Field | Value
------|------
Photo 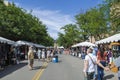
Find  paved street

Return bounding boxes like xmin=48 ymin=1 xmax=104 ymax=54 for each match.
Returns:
xmin=0 ymin=54 xmax=118 ymax=80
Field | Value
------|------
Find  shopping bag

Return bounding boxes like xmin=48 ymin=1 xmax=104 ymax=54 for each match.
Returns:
xmin=110 ymin=62 xmax=118 ymax=73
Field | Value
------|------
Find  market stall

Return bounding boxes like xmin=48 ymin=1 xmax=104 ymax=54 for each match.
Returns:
xmin=0 ymin=37 xmax=15 ymax=69
xmin=15 ymin=40 xmax=45 ymax=59
xmin=95 ymin=33 xmax=120 ymax=58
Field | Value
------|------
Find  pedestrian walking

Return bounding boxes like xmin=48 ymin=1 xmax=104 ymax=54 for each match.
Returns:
xmin=42 ymin=49 xmax=45 ymax=62
xmin=92 ymin=46 xmax=98 ymax=80
xmin=37 ymin=49 xmax=41 ymax=61
xmin=83 ymin=47 xmax=109 ymax=80
xmin=107 ymin=48 xmax=112 ymax=64
xmin=97 ymin=46 xmax=108 ymax=80
xmin=47 ymin=48 xmax=51 ymax=62
xmin=28 ymin=46 xmax=34 ymax=70
xmin=50 ymin=49 xmax=54 ymax=62
xmin=16 ymin=47 xmax=20 ymax=64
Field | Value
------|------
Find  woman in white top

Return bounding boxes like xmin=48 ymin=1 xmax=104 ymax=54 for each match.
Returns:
xmin=42 ymin=49 xmax=45 ymax=62
xmin=37 ymin=49 xmax=41 ymax=61
xmin=47 ymin=49 xmax=51 ymax=62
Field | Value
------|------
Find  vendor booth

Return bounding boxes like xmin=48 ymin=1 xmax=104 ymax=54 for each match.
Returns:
xmin=15 ymin=40 xmax=45 ymax=60
xmin=0 ymin=37 xmax=15 ymax=69
xmin=96 ymin=33 xmax=120 ymax=59
xmin=71 ymin=41 xmax=97 ymax=59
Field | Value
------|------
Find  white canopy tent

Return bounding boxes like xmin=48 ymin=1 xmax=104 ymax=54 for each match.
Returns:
xmin=15 ymin=40 xmax=45 ymax=48
xmin=58 ymin=46 xmax=64 ymax=49
xmin=33 ymin=43 xmax=45 ymax=48
xmin=0 ymin=36 xmax=15 ymax=45
xmin=15 ymin=40 xmax=26 ymax=46
xmin=72 ymin=41 xmax=96 ymax=47
xmin=96 ymin=33 xmax=120 ymax=44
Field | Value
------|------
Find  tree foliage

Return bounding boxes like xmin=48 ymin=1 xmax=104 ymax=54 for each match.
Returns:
xmin=76 ymin=7 xmax=109 ymax=40
xmin=99 ymin=0 xmax=120 ymax=34
xmin=0 ymin=1 xmax=54 ymax=46
xmin=57 ymin=24 xmax=80 ymax=48
xmin=110 ymin=0 xmax=120 ymax=34
xmin=57 ymin=0 xmax=120 ymax=47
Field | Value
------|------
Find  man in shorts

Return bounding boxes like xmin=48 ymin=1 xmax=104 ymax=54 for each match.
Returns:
xmin=28 ymin=46 xmax=34 ymax=70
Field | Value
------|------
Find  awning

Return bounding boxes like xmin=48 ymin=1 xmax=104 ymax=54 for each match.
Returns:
xmin=96 ymin=33 xmax=120 ymax=44
xmin=0 ymin=36 xmax=15 ymax=45
xmin=72 ymin=41 xmax=96 ymax=47
xmin=58 ymin=46 xmax=64 ymax=48
xmin=15 ymin=40 xmax=45 ymax=48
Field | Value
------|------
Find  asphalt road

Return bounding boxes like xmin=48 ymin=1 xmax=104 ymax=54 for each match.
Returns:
xmin=40 ymin=54 xmax=84 ymax=80
xmin=0 ymin=54 xmax=118 ymax=80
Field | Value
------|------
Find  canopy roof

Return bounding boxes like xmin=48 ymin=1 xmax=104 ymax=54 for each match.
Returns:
xmin=96 ymin=33 xmax=120 ymax=44
xmin=72 ymin=41 xmax=96 ymax=47
xmin=15 ymin=40 xmax=45 ymax=48
xmin=0 ymin=37 xmax=15 ymax=45
xmin=58 ymin=46 xmax=64 ymax=48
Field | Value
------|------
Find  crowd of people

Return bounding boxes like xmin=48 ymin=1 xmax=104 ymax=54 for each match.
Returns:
xmin=82 ymin=45 xmax=120 ymax=80
xmin=27 ymin=46 xmax=64 ymax=70
xmin=69 ymin=45 xmax=120 ymax=80
xmin=83 ymin=46 xmax=110 ymax=80
xmin=1 ymin=43 xmax=119 ymax=80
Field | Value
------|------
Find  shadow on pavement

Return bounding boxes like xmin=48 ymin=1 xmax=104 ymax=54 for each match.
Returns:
xmin=103 ymin=74 xmax=114 ymax=80
xmin=58 ymin=60 xmax=62 ymax=63
xmin=33 ymin=62 xmax=48 ymax=70
xmin=0 ymin=62 xmax=27 ymax=78
xmin=33 ymin=66 xmax=42 ymax=70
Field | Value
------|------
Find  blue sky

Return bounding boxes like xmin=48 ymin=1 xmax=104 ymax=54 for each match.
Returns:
xmin=8 ymin=0 xmax=103 ymax=39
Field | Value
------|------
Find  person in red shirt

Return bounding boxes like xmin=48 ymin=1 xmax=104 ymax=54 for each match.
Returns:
xmin=97 ymin=46 xmax=107 ymax=80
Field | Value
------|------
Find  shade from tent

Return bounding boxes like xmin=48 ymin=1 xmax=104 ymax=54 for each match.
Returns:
xmin=72 ymin=41 xmax=96 ymax=47
xmin=96 ymin=33 xmax=120 ymax=44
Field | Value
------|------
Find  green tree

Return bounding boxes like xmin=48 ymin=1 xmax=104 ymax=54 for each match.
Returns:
xmin=76 ymin=7 xmax=109 ymax=41
xmin=57 ymin=24 xmax=80 ymax=48
xmin=110 ymin=0 xmax=120 ymax=34
xmin=0 ymin=1 xmax=54 ymax=46
xmin=99 ymin=0 xmax=120 ymax=35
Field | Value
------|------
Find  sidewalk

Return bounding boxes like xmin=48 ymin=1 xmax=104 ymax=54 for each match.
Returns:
xmin=0 ymin=59 xmax=45 ymax=80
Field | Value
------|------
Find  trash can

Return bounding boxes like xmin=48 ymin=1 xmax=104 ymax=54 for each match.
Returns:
xmin=52 ymin=55 xmax=58 ymax=63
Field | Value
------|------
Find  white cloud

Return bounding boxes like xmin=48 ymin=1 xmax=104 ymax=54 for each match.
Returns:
xmin=31 ymin=9 xmax=75 ymax=39
xmin=12 ymin=1 xmax=75 ymax=39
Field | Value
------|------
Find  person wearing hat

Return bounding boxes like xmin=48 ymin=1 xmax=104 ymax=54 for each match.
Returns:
xmin=83 ymin=47 xmax=109 ymax=80
xmin=28 ymin=46 xmax=34 ymax=70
